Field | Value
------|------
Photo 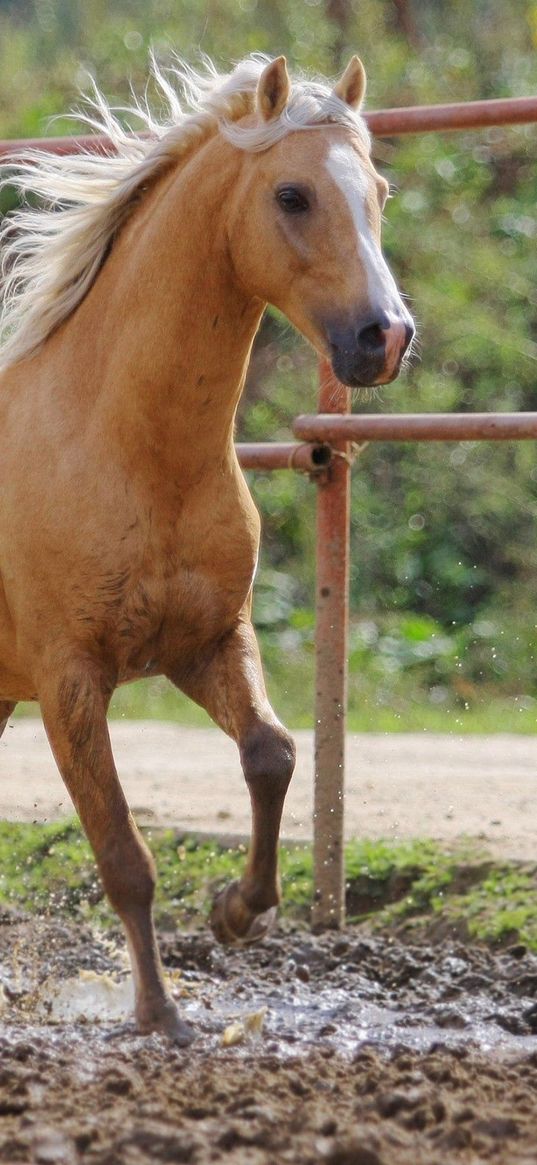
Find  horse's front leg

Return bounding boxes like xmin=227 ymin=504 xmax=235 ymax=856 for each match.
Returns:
xmin=169 ymin=620 xmax=296 ymax=945
xmin=39 ymin=658 xmax=193 ymax=1044
xmin=0 ymin=701 xmax=16 ymax=738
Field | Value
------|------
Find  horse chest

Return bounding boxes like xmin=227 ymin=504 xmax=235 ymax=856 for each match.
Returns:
xmin=112 ymin=552 xmax=255 ymax=682
xmin=67 ymin=469 xmax=260 ymax=682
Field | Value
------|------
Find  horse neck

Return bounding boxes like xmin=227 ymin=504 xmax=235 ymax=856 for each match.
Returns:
xmin=80 ymin=136 xmax=264 ymax=473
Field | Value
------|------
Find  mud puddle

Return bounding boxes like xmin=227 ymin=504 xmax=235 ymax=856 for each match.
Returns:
xmin=2 ymin=914 xmax=537 ymax=1162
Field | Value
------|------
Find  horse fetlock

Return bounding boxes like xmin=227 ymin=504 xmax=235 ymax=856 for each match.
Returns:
xmin=136 ymin=994 xmax=195 ymax=1045
xmin=240 ymin=721 xmax=296 ymax=792
xmin=242 ymin=871 xmax=281 ymax=914
xmin=210 ymin=879 xmax=277 ymax=946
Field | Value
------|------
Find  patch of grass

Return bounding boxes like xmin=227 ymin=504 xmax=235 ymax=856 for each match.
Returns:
xmin=0 ymin=821 xmax=314 ymax=929
xmin=436 ymin=866 xmax=537 ymax=949
xmin=344 ymin=838 xmax=458 ymax=919
xmin=0 ymin=819 xmax=105 ymax=919
xmin=1 ymin=821 xmax=537 ymax=951
xmin=11 ymin=629 xmax=535 ymax=726
xmin=16 ymin=680 xmax=537 ymax=734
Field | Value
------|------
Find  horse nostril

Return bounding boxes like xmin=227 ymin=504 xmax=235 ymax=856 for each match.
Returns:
xmin=404 ymin=322 xmax=415 ymax=352
xmin=358 ymin=323 xmax=385 ymax=355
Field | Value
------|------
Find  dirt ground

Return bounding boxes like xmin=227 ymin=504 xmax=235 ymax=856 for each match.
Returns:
xmin=3 ymin=721 xmax=537 ymax=1162
xmin=2 ymin=720 xmax=537 ymax=860
xmin=2 ymin=914 xmax=537 ymax=1163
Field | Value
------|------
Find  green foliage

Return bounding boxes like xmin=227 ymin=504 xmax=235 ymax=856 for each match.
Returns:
xmin=0 ymin=818 xmax=314 ymax=927
xmin=0 ymin=819 xmax=105 ymax=918
xmin=442 ymin=866 xmax=537 ymax=946
xmin=3 ymin=819 xmax=537 ymax=950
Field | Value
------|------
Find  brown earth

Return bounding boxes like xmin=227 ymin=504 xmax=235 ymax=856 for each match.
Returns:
xmin=3 ymin=721 xmax=537 ymax=1162
xmin=2 ymin=914 xmax=537 ymax=1163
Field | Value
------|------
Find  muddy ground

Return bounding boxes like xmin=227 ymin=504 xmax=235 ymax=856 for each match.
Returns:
xmin=1 ymin=915 xmax=537 ymax=1162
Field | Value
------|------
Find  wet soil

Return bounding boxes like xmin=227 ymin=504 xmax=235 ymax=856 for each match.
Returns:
xmin=2 ymin=914 xmax=537 ymax=1163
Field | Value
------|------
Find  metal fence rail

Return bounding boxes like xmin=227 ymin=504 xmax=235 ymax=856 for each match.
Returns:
xmin=366 ymin=94 xmax=537 ymax=136
xmin=1 ymin=95 xmax=537 ymax=159
xmin=294 ymin=412 xmax=537 ymax=443
xmin=236 ymin=441 xmax=331 ymax=472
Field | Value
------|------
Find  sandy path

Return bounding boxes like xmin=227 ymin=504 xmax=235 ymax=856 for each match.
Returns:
xmin=1 ymin=718 xmax=536 ymax=860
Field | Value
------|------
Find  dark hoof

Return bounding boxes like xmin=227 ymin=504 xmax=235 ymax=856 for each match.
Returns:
xmin=210 ymin=880 xmax=277 ymax=947
xmin=164 ymin=1018 xmax=196 ymax=1047
xmin=136 ymin=999 xmax=196 ymax=1046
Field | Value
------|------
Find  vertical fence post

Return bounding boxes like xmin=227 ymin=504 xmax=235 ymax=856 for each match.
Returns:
xmin=312 ymin=359 xmax=352 ymax=930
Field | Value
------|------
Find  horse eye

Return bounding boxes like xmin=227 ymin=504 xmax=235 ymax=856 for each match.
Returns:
xmin=276 ymin=186 xmax=310 ymax=213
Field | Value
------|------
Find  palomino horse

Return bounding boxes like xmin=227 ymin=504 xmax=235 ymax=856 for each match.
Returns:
xmin=0 ymin=54 xmax=413 ymax=1042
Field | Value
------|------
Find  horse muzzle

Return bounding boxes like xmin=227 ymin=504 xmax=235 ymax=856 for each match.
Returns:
xmin=328 ymin=313 xmax=415 ymax=388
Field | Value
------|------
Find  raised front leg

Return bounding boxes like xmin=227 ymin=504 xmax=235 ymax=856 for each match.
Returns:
xmin=39 ymin=659 xmax=193 ymax=1044
xmin=170 ymin=621 xmax=296 ymax=945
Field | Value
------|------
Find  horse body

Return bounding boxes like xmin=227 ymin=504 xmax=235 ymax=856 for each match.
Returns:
xmin=0 ymin=55 xmax=413 ymax=1041
xmin=0 ymin=137 xmax=261 ymax=694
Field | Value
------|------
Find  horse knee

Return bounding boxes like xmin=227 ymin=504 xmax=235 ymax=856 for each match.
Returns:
xmin=240 ymin=720 xmax=296 ymax=798
xmin=99 ymin=826 xmax=156 ymax=917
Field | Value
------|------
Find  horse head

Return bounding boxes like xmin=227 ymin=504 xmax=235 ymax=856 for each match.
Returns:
xmin=225 ymin=56 xmax=415 ymax=388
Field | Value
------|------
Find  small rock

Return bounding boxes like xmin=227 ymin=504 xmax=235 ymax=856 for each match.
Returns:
xmin=375 ymin=1090 xmax=413 ymax=1118
xmin=121 ymin=1123 xmax=196 ymax=1161
xmin=492 ymin=1011 xmax=527 ymax=1035
xmin=432 ymin=1006 xmax=468 ymax=1029
xmin=217 ymin=1125 xmax=242 ymax=1151
xmin=33 ymin=1129 xmax=78 ymax=1165
xmin=524 ymin=1004 xmax=537 ymax=1032
xmin=322 ymin=1136 xmax=383 ymax=1165
xmin=318 ymin=1117 xmax=338 ymax=1136
xmin=403 ymin=1106 xmax=428 ymax=1131
xmin=506 ymin=943 xmax=528 ymax=959
xmin=439 ymin=1126 xmax=471 ymax=1150
xmin=104 ymin=1068 xmax=139 ymax=1095
xmin=432 ymin=1098 xmax=446 ymax=1122
xmin=473 ymin=1117 xmax=519 ymax=1139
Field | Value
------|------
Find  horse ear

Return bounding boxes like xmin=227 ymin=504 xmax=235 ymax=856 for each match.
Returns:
xmin=256 ymin=56 xmax=290 ymax=121
xmin=333 ymin=56 xmax=366 ymax=110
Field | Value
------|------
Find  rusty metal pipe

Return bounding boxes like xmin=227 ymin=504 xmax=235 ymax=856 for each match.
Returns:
xmin=366 ymin=95 xmax=537 ymax=136
xmin=1 ymin=95 xmax=536 ymax=161
xmin=0 ymin=133 xmax=117 ymax=158
xmin=237 ymin=441 xmax=332 ymax=473
xmin=312 ymin=361 xmax=351 ymax=932
xmin=294 ymin=412 xmax=537 ymax=444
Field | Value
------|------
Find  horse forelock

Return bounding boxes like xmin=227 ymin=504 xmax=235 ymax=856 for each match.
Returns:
xmin=0 ymin=53 xmax=370 ymax=372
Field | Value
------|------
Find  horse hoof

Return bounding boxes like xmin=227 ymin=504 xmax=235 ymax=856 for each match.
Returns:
xmin=136 ymin=999 xmax=196 ymax=1046
xmin=210 ymin=880 xmax=277 ymax=946
xmin=165 ymin=1018 xmax=196 ymax=1047
xmin=160 ymin=1015 xmax=196 ymax=1046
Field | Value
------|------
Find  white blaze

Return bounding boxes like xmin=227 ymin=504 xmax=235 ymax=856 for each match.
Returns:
xmin=326 ymin=142 xmax=403 ymax=317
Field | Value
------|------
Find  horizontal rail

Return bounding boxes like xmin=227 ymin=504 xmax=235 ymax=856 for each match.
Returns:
xmin=0 ymin=133 xmax=116 ymax=158
xmin=236 ymin=441 xmax=332 ymax=472
xmin=293 ymin=412 xmax=537 ymax=443
xmin=366 ymin=95 xmax=537 ymax=136
xmin=1 ymin=95 xmax=536 ymax=160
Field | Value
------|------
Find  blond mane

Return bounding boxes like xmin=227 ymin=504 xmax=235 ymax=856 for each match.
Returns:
xmin=0 ymin=54 xmax=369 ymax=371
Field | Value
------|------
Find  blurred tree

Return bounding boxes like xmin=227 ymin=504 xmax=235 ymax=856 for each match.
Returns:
xmin=390 ymin=0 xmax=422 ymax=50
